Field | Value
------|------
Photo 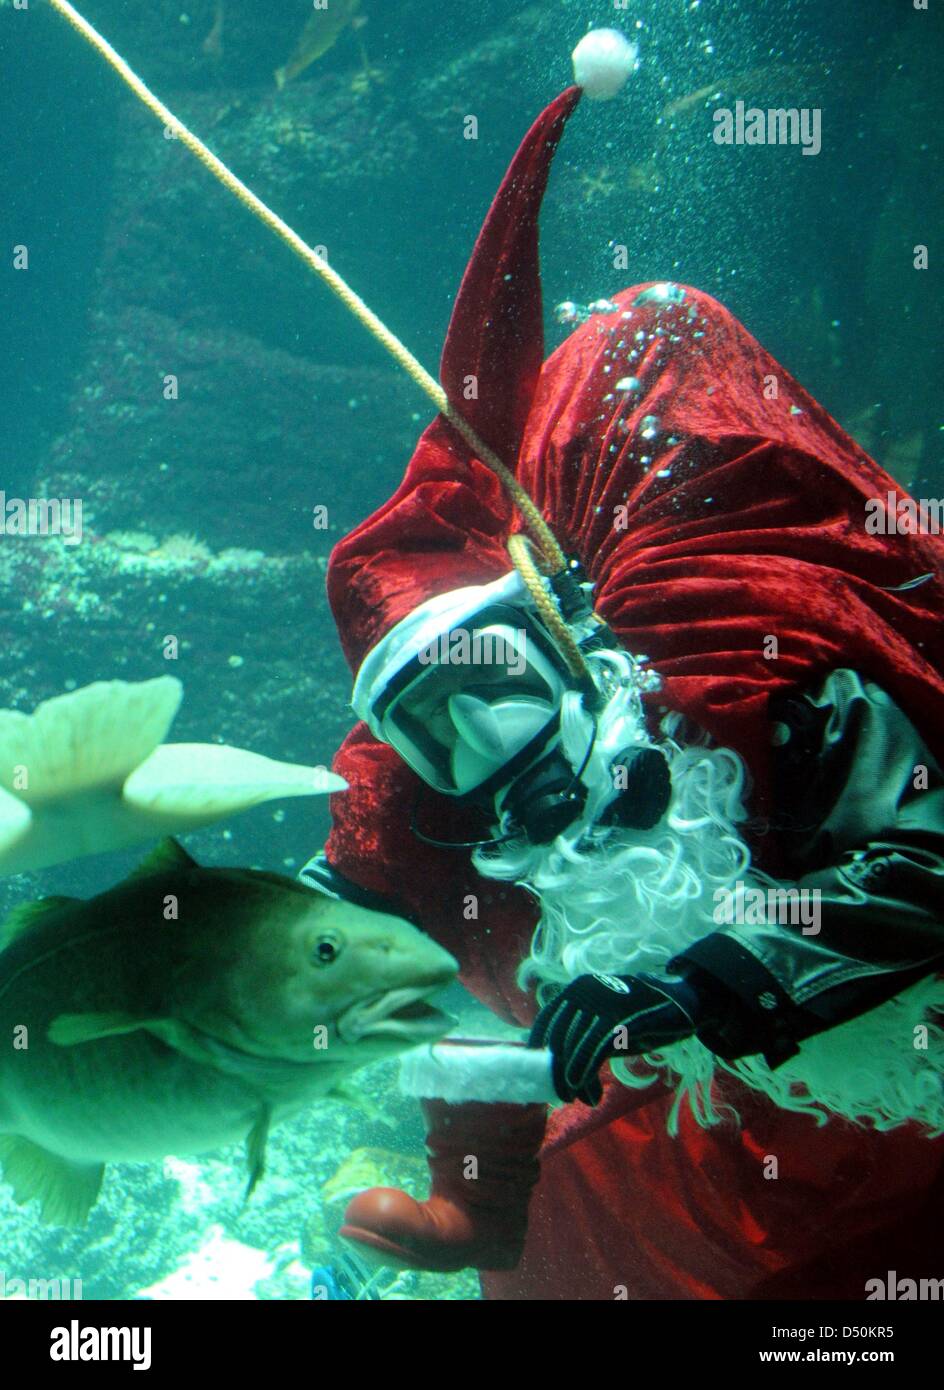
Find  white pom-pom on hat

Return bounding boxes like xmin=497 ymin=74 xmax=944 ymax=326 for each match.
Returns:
xmin=572 ymin=28 xmax=638 ymax=101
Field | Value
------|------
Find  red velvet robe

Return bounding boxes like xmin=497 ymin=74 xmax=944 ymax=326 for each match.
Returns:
xmin=324 ymin=89 xmax=944 ymax=1299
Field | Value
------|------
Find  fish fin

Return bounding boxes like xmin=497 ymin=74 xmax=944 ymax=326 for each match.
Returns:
xmin=0 ymin=1135 xmax=104 ymax=1226
xmin=244 ymin=1104 xmax=272 ymax=1203
xmin=327 ymin=1082 xmax=393 ymax=1128
xmin=138 ymin=1018 xmax=218 ymax=1065
xmin=0 ymin=786 xmax=32 ymax=863
xmin=1 ymin=895 xmax=76 ymax=946
xmin=0 ymin=678 xmax=182 ymax=808
xmin=48 ymin=1012 xmax=155 ymax=1046
xmin=128 ymin=837 xmax=199 ymax=880
xmin=122 ymin=743 xmax=346 ymax=829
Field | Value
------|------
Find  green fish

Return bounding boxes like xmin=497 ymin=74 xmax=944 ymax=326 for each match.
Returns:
xmin=274 ymin=0 xmax=362 ymax=88
xmin=0 ymin=839 xmax=457 ymax=1226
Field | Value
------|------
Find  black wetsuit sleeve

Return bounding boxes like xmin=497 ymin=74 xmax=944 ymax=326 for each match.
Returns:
xmin=669 ymin=669 xmax=944 ymax=1067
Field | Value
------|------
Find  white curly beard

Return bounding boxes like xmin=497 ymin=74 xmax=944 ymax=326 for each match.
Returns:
xmin=473 ymin=651 xmax=944 ymax=1136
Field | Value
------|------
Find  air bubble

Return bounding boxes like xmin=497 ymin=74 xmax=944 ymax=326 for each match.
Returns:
xmin=633 ymin=282 xmax=687 ymax=307
xmin=554 ymin=301 xmax=590 ymax=325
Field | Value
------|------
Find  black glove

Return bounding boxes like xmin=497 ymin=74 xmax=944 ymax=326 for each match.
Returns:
xmin=529 ymin=972 xmax=702 ymax=1105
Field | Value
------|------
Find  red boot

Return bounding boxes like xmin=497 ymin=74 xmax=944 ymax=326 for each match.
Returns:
xmin=340 ymin=1100 xmax=547 ymax=1273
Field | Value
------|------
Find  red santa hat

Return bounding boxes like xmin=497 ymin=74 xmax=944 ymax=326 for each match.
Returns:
xmin=328 ymin=66 xmax=944 ymax=814
xmin=327 ymin=84 xmax=583 ymax=665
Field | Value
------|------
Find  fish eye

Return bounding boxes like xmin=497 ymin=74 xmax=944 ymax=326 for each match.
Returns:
xmin=312 ymin=932 xmax=343 ymax=967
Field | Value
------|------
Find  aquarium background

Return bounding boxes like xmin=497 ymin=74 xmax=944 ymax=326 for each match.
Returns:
xmin=0 ymin=0 xmax=940 ymax=1300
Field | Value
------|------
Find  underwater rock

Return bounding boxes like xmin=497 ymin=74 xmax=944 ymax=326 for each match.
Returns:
xmin=412 ymin=2 xmax=549 ymax=140
xmin=320 ymin=1146 xmax=429 ymax=1209
xmin=137 ymin=1225 xmax=283 ymax=1300
xmin=35 ymin=307 xmax=420 ymax=554
xmin=27 ymin=0 xmax=573 ymax=564
xmin=0 ymin=1157 xmax=181 ymax=1301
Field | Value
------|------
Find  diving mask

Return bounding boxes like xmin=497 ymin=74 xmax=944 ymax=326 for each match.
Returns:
xmin=353 ymin=571 xmax=572 ymax=798
xmin=353 ymin=569 xmax=672 ymax=845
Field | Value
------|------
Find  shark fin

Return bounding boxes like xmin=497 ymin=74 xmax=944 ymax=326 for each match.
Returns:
xmin=0 ymin=1135 xmax=104 ymax=1226
xmin=122 ymin=743 xmax=346 ymax=829
xmin=0 ymin=678 xmax=182 ymax=807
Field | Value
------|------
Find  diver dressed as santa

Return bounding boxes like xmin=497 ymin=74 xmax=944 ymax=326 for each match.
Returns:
xmin=307 ymin=42 xmax=944 ymax=1300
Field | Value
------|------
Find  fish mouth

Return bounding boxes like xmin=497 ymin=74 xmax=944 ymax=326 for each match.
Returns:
xmin=337 ymin=986 xmax=454 ymax=1044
